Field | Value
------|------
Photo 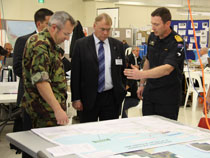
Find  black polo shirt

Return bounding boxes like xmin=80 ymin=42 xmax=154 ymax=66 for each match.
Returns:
xmin=143 ymin=29 xmax=185 ymax=105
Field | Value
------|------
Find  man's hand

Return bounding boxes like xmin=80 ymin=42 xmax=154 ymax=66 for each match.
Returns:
xmin=124 ymin=64 xmax=141 ymax=80
xmin=137 ymin=86 xmax=144 ymax=100
xmin=54 ymin=108 xmax=69 ymax=125
xmin=72 ymin=100 xmax=83 ymax=111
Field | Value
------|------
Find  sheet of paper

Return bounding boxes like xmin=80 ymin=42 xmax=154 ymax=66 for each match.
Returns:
xmin=126 ymin=29 xmax=131 ymax=38
xmin=179 ymin=23 xmax=186 ymax=29
xmin=188 ymin=30 xmax=193 ymax=35
xmin=137 ymin=33 xmax=142 ymax=39
xmin=178 ymin=30 xmax=186 ymax=36
xmin=173 ymin=25 xmax=178 ymax=32
xmin=46 ymin=144 xmax=95 ymax=157
xmin=202 ymin=22 xmax=208 ymax=29
xmin=112 ymin=31 xmax=120 ymax=37
xmin=190 ymin=37 xmax=195 ymax=43
xmin=188 ymin=43 xmax=193 ymax=50
xmin=32 ymin=116 xmax=210 ymax=158
xmin=191 ymin=22 xmax=198 ymax=29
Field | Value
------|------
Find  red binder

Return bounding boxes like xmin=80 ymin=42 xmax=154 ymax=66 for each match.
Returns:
xmin=198 ymin=117 xmax=210 ymax=130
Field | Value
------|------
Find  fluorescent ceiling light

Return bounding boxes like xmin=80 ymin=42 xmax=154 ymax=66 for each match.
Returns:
xmin=116 ymin=1 xmax=145 ymax=5
xmin=163 ymin=4 xmax=184 ymax=8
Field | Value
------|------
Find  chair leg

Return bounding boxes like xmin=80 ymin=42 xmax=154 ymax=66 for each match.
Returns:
xmin=184 ymin=91 xmax=190 ymax=109
xmin=192 ymin=92 xmax=198 ymax=111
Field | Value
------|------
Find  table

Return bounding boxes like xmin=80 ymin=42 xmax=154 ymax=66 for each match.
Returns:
xmin=0 ymin=94 xmax=17 ymax=103
xmin=0 ymin=94 xmax=18 ymax=136
xmin=6 ymin=116 xmax=210 ymax=158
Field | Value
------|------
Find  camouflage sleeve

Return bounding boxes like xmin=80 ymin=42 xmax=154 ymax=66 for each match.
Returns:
xmin=31 ymin=71 xmax=51 ymax=85
xmin=30 ymin=43 xmax=51 ymax=85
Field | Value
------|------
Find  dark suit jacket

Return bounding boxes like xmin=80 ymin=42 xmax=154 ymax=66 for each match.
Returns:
xmin=125 ymin=53 xmax=141 ymax=99
xmin=71 ymin=34 xmax=126 ymax=115
xmin=13 ymin=31 xmax=36 ymax=106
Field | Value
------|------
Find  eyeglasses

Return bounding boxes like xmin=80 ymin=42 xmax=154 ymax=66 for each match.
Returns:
xmin=100 ymin=28 xmax=111 ymax=32
xmin=57 ymin=26 xmax=71 ymax=37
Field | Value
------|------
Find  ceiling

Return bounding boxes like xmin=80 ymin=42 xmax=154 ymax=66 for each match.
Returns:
xmin=88 ymin=0 xmax=210 ymax=9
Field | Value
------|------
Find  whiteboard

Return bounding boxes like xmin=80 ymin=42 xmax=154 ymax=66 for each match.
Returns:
xmin=97 ymin=7 xmax=119 ymax=28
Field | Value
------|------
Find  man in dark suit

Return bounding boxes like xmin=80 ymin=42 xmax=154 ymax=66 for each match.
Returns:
xmin=71 ymin=13 xmax=126 ymax=123
xmin=12 ymin=8 xmax=53 ymax=158
xmin=122 ymin=46 xmax=141 ymax=118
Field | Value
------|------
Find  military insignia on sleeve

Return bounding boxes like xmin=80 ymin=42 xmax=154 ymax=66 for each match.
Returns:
xmin=149 ymin=40 xmax=155 ymax=46
xmin=174 ymin=35 xmax=183 ymax=42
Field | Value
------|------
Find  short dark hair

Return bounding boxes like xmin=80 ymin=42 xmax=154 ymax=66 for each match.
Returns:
xmin=34 ymin=8 xmax=53 ymax=24
xmin=151 ymin=7 xmax=171 ymax=24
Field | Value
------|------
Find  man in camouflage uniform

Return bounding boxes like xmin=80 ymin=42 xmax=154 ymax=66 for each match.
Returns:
xmin=21 ymin=11 xmax=75 ymax=128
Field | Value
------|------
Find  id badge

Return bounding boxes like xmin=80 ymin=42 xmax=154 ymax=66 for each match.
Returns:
xmin=115 ymin=59 xmax=122 ymax=65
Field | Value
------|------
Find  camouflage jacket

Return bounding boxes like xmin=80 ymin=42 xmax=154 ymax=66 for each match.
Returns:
xmin=21 ymin=28 xmax=67 ymax=121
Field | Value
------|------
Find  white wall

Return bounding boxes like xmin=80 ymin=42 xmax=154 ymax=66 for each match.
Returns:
xmin=1 ymin=0 xmax=210 ymax=28
xmin=1 ymin=0 xmax=85 ymax=22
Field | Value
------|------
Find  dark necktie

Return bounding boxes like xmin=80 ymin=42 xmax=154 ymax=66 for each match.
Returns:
xmin=98 ymin=41 xmax=105 ymax=93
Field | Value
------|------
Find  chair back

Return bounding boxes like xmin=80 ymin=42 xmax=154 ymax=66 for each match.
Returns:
xmin=125 ymin=47 xmax=132 ymax=56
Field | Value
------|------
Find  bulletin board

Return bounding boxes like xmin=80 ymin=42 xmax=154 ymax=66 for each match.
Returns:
xmin=171 ymin=20 xmax=209 ymax=60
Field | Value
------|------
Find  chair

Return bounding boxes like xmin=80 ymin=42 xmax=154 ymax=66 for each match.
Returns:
xmin=125 ymin=47 xmax=132 ymax=56
xmin=127 ymin=100 xmax=142 ymax=117
xmin=184 ymin=71 xmax=204 ymax=111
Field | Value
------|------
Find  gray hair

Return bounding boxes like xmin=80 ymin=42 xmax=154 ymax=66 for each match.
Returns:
xmin=48 ymin=11 xmax=76 ymax=29
xmin=131 ymin=46 xmax=139 ymax=51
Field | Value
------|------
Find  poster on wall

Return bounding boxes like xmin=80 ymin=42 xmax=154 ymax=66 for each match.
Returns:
xmin=126 ymin=29 xmax=131 ymax=38
xmin=202 ymin=22 xmax=208 ymax=29
xmin=191 ymin=23 xmax=198 ymax=29
xmin=178 ymin=30 xmax=186 ymax=36
xmin=6 ymin=20 xmax=36 ymax=47
xmin=179 ymin=23 xmax=186 ymax=29
xmin=174 ymin=25 xmax=178 ymax=32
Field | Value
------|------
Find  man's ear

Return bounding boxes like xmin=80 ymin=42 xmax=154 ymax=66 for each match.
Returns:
xmin=166 ymin=21 xmax=171 ymax=27
xmin=36 ymin=21 xmax=41 ymax=29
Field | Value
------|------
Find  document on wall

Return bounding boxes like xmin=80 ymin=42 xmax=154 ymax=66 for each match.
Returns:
xmin=179 ymin=23 xmax=186 ymax=29
xmin=32 ymin=116 xmax=210 ymax=158
xmin=202 ymin=22 xmax=208 ymax=29
xmin=188 ymin=30 xmax=193 ymax=35
xmin=173 ymin=25 xmax=178 ymax=33
xmin=126 ymin=29 xmax=131 ymax=38
xmin=178 ymin=30 xmax=186 ymax=36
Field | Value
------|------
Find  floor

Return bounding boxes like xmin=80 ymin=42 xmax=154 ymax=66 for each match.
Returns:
xmin=0 ymin=104 xmax=206 ymax=158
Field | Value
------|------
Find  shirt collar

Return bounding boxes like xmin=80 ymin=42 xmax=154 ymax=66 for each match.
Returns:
xmin=93 ymin=33 xmax=109 ymax=45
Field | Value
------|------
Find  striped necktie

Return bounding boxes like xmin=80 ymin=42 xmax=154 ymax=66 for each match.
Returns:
xmin=98 ymin=41 xmax=105 ymax=93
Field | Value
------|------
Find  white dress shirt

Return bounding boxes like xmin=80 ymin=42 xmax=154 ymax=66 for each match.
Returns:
xmin=93 ymin=34 xmax=113 ymax=91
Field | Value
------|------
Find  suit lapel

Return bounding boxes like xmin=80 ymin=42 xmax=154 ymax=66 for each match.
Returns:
xmin=108 ymin=38 xmax=116 ymax=65
xmin=88 ymin=35 xmax=98 ymax=63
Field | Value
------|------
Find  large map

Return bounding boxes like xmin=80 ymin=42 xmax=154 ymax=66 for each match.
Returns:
xmin=32 ymin=116 xmax=210 ymax=158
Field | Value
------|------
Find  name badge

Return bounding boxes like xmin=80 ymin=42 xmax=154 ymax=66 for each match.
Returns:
xmin=115 ymin=59 xmax=122 ymax=65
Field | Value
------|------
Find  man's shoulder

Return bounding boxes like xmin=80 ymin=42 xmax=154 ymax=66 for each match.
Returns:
xmin=171 ymin=31 xmax=183 ymax=43
xmin=76 ymin=35 xmax=91 ymax=43
xmin=16 ymin=31 xmax=36 ymax=41
xmin=108 ymin=37 xmax=122 ymax=44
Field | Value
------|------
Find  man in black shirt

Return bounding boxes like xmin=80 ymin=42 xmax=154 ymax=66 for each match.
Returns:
xmin=124 ymin=7 xmax=185 ymax=120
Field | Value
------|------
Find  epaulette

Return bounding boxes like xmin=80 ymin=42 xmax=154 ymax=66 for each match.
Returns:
xmin=174 ymin=35 xmax=183 ymax=42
